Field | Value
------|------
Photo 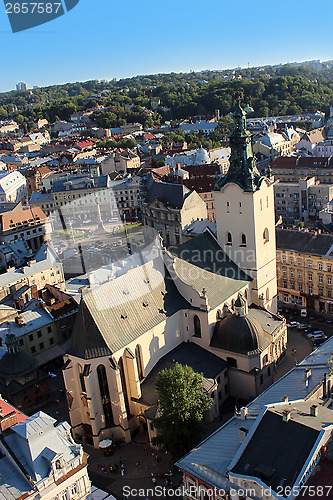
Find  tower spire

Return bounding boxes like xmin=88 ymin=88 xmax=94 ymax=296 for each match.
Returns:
xmin=215 ymin=97 xmax=265 ymax=192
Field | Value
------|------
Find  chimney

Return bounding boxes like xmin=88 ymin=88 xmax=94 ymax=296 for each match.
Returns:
xmin=282 ymin=410 xmax=291 ymax=422
xmin=310 ymin=405 xmax=318 ymax=417
xmin=239 ymin=427 xmax=248 ymax=443
xmin=323 ymin=373 xmax=327 ymax=398
xmin=282 ymin=396 xmax=289 ymax=402
xmin=305 ymin=369 xmax=312 ymax=379
xmin=240 ymin=407 xmax=248 ymax=420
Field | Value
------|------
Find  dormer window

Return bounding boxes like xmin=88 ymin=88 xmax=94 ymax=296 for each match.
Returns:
xmin=226 ymin=232 xmax=232 ymax=245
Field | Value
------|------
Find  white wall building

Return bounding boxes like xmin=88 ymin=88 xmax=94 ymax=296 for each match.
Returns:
xmin=0 ymin=170 xmax=27 ymax=203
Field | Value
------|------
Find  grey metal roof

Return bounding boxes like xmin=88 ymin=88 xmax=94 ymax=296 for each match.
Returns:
xmin=0 ymin=308 xmax=53 ymax=340
xmin=145 ymin=174 xmax=191 ymax=209
xmin=67 ymin=256 xmax=190 ymax=360
xmin=138 ymin=342 xmax=227 ymax=406
xmin=5 ymin=411 xmax=81 ymax=482
xmin=230 ymin=410 xmax=320 ymax=491
xmin=171 ymin=257 xmax=249 ymax=309
xmin=0 ymin=442 xmax=33 ymax=500
xmin=172 ymin=232 xmax=252 ymax=282
xmin=52 ymin=174 xmax=108 ymax=193
xmin=276 ymin=228 xmax=333 ymax=257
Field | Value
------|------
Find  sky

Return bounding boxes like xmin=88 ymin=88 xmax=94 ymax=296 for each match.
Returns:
xmin=0 ymin=0 xmax=333 ymax=92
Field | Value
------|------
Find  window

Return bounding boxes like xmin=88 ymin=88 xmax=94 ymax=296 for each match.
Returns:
xmin=328 ymin=265 xmax=332 ymax=272
xmin=263 ymin=228 xmax=269 ymax=242
xmin=29 ymin=334 xmax=33 ymax=342
xmin=19 ymin=339 xmax=24 ymax=346
xmin=97 ymin=364 xmax=114 ymax=426
xmin=70 ymin=484 xmax=78 ymax=496
xmin=282 ymin=268 xmax=287 ymax=277
xmin=290 ymin=258 xmax=294 ymax=265
xmin=290 ymin=270 xmax=294 ymax=278
xmin=308 ymin=273 xmax=312 ymax=281
xmin=39 ymin=342 xmax=44 ymax=350
xmin=319 ymin=263 xmax=323 ymax=270
xmin=309 ymin=286 xmax=313 ymax=294
xmin=226 ymin=232 xmax=232 ymax=245
xmin=319 ymin=275 xmax=323 ymax=283
xmin=226 ymin=357 xmax=237 ymax=368
xmin=31 ymin=346 xmax=36 ymax=354
xmin=283 ymin=281 xmax=288 ymax=288
xmin=240 ymin=233 xmax=247 ymax=246
xmin=55 ymin=459 xmax=62 ymax=470
xmin=298 ymin=284 xmax=303 ymax=292
xmin=135 ymin=345 xmax=144 ymax=381
xmin=47 ymin=326 xmax=52 ymax=333
xmin=308 ymin=261 xmax=312 ymax=269
xmin=319 ymin=288 xmax=324 ymax=296
xmin=298 ymin=260 xmax=302 ymax=266
xmin=37 ymin=330 xmax=42 ymax=338
xmin=298 ymin=272 xmax=302 ymax=279
xmin=282 ymin=256 xmax=286 ymax=264
xmin=50 ymin=338 xmax=54 ymax=345
xmin=328 ymin=290 xmax=332 ymax=298
xmin=193 ymin=315 xmax=201 ymax=338
xmin=328 ymin=277 xmax=332 ymax=285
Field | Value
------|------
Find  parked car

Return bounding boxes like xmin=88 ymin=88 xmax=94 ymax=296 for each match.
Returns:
xmin=287 ymin=321 xmax=299 ymax=328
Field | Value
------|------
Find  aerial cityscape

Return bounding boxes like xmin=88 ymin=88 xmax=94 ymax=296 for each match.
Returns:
xmin=2 ymin=2 xmax=333 ymax=500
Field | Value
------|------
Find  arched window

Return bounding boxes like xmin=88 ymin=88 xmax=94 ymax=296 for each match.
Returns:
xmin=226 ymin=232 xmax=232 ymax=245
xmin=216 ymin=309 xmax=222 ymax=321
xmin=135 ymin=345 xmax=144 ymax=381
xmin=77 ymin=364 xmax=86 ymax=393
xmin=118 ymin=357 xmax=132 ymax=417
xmin=55 ymin=460 xmax=61 ymax=470
xmin=263 ymin=228 xmax=269 ymax=242
xmin=266 ymin=288 xmax=270 ymax=301
xmin=241 ymin=233 xmax=247 ymax=246
xmin=193 ymin=315 xmax=201 ymax=338
xmin=97 ymin=365 xmax=114 ymax=427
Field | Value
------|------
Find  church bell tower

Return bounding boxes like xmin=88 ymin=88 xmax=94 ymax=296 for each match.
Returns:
xmin=214 ymin=98 xmax=277 ymax=312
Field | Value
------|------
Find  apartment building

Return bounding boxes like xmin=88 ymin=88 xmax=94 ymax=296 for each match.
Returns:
xmin=253 ymin=128 xmax=300 ymax=160
xmin=141 ymin=174 xmax=207 ymax=246
xmin=271 ymin=156 xmax=333 ymax=183
xmin=276 ymin=228 xmax=333 ymax=313
xmin=0 ymin=206 xmax=49 ymax=251
xmin=0 ymin=244 xmax=65 ymax=304
xmin=0 ymin=170 xmax=27 ymax=204
xmin=274 ymin=177 xmax=333 ymax=224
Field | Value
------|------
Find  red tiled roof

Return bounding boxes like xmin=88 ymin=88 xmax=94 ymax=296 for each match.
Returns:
xmin=1 ymin=207 xmax=47 ymax=231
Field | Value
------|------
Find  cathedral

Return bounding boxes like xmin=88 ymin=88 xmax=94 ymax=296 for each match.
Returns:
xmin=62 ymin=101 xmax=287 ymax=447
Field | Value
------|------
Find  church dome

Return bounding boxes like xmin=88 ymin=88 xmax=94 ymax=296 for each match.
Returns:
xmin=0 ymin=334 xmax=37 ymax=379
xmin=211 ymin=313 xmax=265 ymax=354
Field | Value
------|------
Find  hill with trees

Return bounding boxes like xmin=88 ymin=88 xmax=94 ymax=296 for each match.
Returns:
xmin=1 ymin=63 xmax=333 ymax=133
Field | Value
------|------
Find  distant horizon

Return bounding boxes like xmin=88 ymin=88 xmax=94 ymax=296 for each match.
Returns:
xmin=1 ymin=57 xmax=331 ymax=94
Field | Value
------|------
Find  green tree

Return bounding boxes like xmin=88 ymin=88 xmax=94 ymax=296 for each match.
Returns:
xmin=0 ymin=107 xmax=8 ymax=119
xmin=152 ymin=363 xmax=212 ymax=459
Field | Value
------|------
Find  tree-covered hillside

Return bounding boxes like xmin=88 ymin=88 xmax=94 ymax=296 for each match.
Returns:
xmin=1 ymin=64 xmax=333 ymax=132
